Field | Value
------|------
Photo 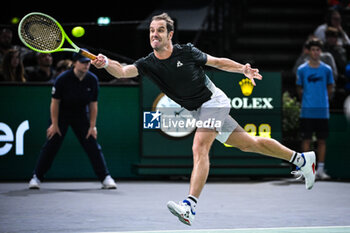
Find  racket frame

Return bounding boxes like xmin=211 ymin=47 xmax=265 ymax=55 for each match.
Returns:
xmin=18 ymin=12 xmax=96 ymax=60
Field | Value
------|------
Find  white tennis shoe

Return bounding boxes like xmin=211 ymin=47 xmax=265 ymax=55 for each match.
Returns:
xmin=167 ymin=200 xmax=195 ymax=226
xmin=292 ymin=151 xmax=316 ymax=190
xmin=28 ymin=175 xmax=40 ymax=189
xmin=102 ymin=175 xmax=117 ymax=189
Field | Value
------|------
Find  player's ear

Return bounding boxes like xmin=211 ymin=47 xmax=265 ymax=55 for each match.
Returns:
xmin=168 ymin=31 xmax=174 ymax=40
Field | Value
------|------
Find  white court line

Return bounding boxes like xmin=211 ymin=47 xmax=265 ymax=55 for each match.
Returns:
xmin=96 ymin=225 xmax=350 ymax=233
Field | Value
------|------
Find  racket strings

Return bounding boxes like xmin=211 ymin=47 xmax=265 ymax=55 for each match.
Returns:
xmin=20 ymin=14 xmax=62 ymax=52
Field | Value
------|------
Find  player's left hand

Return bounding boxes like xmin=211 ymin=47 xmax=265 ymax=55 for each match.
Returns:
xmin=86 ymin=126 xmax=97 ymax=139
xmin=242 ymin=63 xmax=262 ymax=86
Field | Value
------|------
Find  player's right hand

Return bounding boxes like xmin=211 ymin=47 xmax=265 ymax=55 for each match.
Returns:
xmin=91 ymin=54 xmax=108 ymax=69
xmin=47 ymin=124 xmax=62 ymax=139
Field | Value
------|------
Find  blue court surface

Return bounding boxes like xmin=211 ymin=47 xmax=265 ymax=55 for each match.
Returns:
xmin=1 ymin=180 xmax=350 ymax=232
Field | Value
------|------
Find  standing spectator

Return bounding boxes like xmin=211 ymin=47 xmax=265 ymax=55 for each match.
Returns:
xmin=28 ymin=51 xmax=117 ymax=189
xmin=293 ymin=36 xmax=338 ymax=82
xmin=25 ymin=53 xmax=56 ymax=82
xmin=296 ymin=38 xmax=335 ymax=180
xmin=0 ymin=49 xmax=25 ymax=82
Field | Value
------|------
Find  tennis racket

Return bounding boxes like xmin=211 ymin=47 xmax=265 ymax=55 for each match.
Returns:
xmin=18 ymin=12 xmax=96 ymax=60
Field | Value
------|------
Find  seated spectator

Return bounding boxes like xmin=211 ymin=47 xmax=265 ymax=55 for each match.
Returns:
xmin=25 ymin=53 xmax=56 ymax=82
xmin=324 ymin=27 xmax=347 ymax=76
xmin=0 ymin=28 xmax=13 ymax=66
xmin=328 ymin=0 xmax=350 ymax=14
xmin=0 ymin=49 xmax=25 ymax=82
xmin=0 ymin=28 xmax=31 ymax=66
xmin=53 ymin=59 xmax=72 ymax=81
xmin=314 ymin=8 xmax=350 ymax=47
xmin=345 ymin=63 xmax=350 ymax=93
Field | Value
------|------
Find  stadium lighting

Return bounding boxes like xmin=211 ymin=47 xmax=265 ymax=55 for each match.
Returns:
xmin=97 ymin=17 xmax=111 ymax=26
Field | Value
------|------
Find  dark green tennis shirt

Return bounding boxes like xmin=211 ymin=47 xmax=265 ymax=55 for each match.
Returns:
xmin=134 ymin=43 xmax=213 ymax=111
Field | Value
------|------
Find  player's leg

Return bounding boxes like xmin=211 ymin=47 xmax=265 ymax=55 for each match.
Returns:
xmin=225 ymin=122 xmax=316 ymax=189
xmin=189 ymin=128 xmax=217 ymax=198
xmin=167 ymin=128 xmax=217 ymax=226
xmin=225 ymin=124 xmax=294 ymax=160
xmin=167 ymin=86 xmax=227 ymax=225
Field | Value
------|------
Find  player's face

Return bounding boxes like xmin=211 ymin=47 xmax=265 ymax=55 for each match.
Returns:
xmin=149 ymin=20 xmax=172 ymax=51
xmin=309 ymin=46 xmax=321 ymax=61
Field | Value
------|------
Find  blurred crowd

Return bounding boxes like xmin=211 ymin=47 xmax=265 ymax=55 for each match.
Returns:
xmin=1 ymin=1 xmax=350 ymax=97
xmin=0 ymin=27 xmax=138 ymax=84
xmin=293 ymin=0 xmax=350 ymax=109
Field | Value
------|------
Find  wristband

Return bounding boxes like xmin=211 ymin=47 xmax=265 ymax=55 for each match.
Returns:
xmin=103 ymin=56 xmax=109 ymax=68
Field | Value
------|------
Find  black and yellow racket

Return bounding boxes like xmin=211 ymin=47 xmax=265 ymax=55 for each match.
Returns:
xmin=18 ymin=12 xmax=96 ymax=59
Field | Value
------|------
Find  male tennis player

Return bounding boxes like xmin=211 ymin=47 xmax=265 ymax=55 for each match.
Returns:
xmin=92 ymin=13 xmax=316 ymax=226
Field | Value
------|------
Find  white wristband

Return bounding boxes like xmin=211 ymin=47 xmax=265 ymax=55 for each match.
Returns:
xmin=102 ymin=56 xmax=109 ymax=68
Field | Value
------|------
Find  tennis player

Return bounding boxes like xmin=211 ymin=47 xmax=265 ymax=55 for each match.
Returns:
xmin=92 ymin=13 xmax=316 ymax=226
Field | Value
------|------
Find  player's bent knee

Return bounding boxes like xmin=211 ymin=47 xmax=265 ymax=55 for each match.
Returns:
xmin=236 ymin=143 xmax=254 ymax=153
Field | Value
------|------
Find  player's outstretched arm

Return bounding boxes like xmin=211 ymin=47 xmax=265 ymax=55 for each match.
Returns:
xmin=91 ymin=54 xmax=139 ymax=79
xmin=205 ymin=54 xmax=262 ymax=86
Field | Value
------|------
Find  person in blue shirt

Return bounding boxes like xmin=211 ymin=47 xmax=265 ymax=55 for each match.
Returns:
xmin=28 ymin=52 xmax=117 ymax=189
xmin=297 ymin=38 xmax=335 ymax=180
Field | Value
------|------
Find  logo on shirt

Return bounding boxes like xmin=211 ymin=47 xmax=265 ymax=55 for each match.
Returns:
xmin=143 ymin=110 xmax=161 ymax=129
xmin=51 ymin=87 xmax=56 ymax=95
xmin=177 ymin=60 xmax=183 ymax=68
xmin=308 ymin=74 xmax=322 ymax=83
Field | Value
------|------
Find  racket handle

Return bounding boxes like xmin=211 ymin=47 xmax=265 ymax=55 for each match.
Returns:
xmin=79 ymin=49 xmax=97 ymax=60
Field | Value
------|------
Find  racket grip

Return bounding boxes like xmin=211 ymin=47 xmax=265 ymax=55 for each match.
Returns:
xmin=79 ymin=49 xmax=97 ymax=60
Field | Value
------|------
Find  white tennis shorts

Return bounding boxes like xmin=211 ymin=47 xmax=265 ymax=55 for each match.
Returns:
xmin=190 ymin=85 xmax=238 ymax=143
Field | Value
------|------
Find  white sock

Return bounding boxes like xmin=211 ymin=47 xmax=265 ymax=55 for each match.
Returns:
xmin=290 ymin=152 xmax=306 ymax=168
xmin=317 ymin=162 xmax=324 ymax=172
xmin=185 ymin=195 xmax=198 ymax=211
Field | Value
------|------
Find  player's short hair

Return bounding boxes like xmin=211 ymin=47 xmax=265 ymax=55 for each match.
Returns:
xmin=305 ymin=38 xmax=323 ymax=50
xmin=151 ymin=13 xmax=174 ymax=33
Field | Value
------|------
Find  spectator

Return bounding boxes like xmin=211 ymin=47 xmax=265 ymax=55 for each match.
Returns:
xmin=0 ymin=28 xmax=13 ymax=66
xmin=314 ymin=8 xmax=350 ymax=47
xmin=0 ymin=49 xmax=25 ymax=82
xmin=28 ymin=51 xmax=117 ymax=189
xmin=293 ymin=36 xmax=338 ymax=82
xmin=329 ymin=0 xmax=350 ymax=14
xmin=324 ymin=26 xmax=348 ymax=76
xmin=25 ymin=53 xmax=56 ymax=82
xmin=345 ymin=63 xmax=350 ymax=93
xmin=53 ymin=59 xmax=72 ymax=80
xmin=296 ymin=38 xmax=335 ymax=180
xmin=0 ymin=28 xmax=31 ymax=66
